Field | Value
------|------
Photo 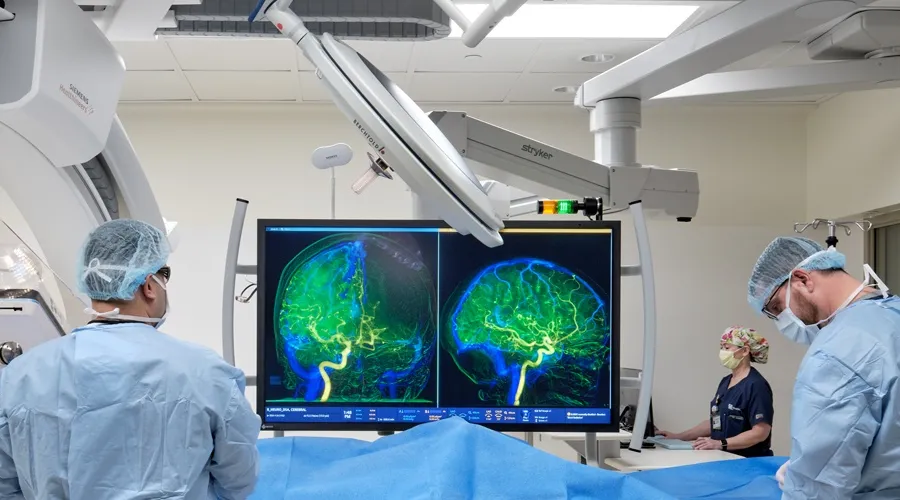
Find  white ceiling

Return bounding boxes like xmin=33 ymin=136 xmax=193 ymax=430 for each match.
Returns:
xmin=114 ymin=0 xmax=900 ymax=105
xmin=117 ymin=36 xmax=837 ymax=105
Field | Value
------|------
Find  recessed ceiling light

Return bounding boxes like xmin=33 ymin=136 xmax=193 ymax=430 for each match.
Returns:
xmin=464 ymin=54 xmax=483 ymax=60
xmin=449 ymin=4 xmax=699 ymax=39
xmin=580 ymin=54 xmax=615 ymax=64
xmin=553 ymin=86 xmax=578 ymax=94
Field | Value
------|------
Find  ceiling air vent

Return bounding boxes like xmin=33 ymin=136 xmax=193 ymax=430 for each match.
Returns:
xmin=160 ymin=0 xmax=451 ymax=40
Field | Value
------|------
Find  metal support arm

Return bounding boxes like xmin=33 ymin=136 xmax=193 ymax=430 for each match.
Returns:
xmin=222 ymin=199 xmax=250 ymax=366
xmin=653 ymin=57 xmax=900 ymax=104
xmin=427 ymin=111 xmax=699 ymax=221
xmin=431 ymin=0 xmax=528 ymax=48
xmin=627 ymin=202 xmax=657 ymax=453
xmin=576 ymin=0 xmax=877 ymax=105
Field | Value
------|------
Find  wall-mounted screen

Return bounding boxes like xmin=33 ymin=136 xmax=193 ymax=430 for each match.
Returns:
xmin=257 ymin=219 xmax=620 ymax=432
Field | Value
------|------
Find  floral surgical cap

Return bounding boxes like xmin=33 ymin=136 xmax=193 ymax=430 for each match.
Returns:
xmin=720 ymin=326 xmax=769 ymax=364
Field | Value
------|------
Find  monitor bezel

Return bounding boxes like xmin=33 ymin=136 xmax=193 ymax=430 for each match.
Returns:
xmin=257 ymin=218 xmax=621 ymax=433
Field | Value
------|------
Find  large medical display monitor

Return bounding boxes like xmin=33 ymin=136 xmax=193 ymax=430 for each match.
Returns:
xmin=257 ymin=219 xmax=620 ymax=432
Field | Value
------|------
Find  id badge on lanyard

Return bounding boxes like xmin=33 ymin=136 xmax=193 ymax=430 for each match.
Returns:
xmin=711 ymin=395 xmax=722 ymax=431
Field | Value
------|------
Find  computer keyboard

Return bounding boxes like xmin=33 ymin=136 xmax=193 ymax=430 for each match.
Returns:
xmin=645 ymin=436 xmax=694 ymax=450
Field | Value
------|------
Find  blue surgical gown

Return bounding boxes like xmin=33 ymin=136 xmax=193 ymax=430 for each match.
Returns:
xmin=784 ymin=295 xmax=900 ymax=500
xmin=0 ymin=322 xmax=262 ymax=500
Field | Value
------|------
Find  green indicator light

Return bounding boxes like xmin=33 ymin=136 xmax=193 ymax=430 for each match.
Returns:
xmin=558 ymin=200 xmax=575 ymax=214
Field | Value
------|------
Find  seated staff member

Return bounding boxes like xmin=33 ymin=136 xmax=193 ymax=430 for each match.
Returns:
xmin=660 ymin=327 xmax=775 ymax=457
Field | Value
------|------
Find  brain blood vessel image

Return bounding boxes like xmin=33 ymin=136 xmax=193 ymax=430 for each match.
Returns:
xmin=444 ymin=258 xmax=610 ymax=407
xmin=273 ymin=233 xmax=436 ymax=403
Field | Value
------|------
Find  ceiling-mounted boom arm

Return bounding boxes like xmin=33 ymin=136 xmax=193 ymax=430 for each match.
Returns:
xmin=431 ymin=0 xmax=527 ymax=48
xmin=576 ymin=0 xmax=879 ymax=106
xmin=427 ymin=111 xmax=699 ymax=221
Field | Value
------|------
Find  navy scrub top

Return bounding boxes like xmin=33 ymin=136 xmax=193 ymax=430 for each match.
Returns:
xmin=709 ymin=367 xmax=774 ymax=457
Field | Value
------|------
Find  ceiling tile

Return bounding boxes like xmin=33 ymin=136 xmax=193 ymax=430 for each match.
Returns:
xmin=411 ymin=39 xmax=541 ymax=73
xmin=185 ymin=71 xmax=299 ymax=101
xmin=299 ymin=71 xmax=411 ymax=102
xmin=345 ymin=41 xmax=414 ymax=73
xmin=114 ymin=40 xmax=178 ymax=71
xmin=120 ymin=71 xmax=195 ymax=101
xmin=408 ymin=73 xmax=519 ymax=102
xmin=507 ymin=73 xmax=596 ymax=103
xmin=529 ymin=39 xmax=658 ymax=73
xmin=166 ymin=38 xmax=298 ymax=71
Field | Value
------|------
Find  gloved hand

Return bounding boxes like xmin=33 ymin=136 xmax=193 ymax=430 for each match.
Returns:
xmin=776 ymin=460 xmax=789 ymax=490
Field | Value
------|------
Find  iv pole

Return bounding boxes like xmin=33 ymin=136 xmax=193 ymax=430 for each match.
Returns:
xmin=793 ymin=218 xmax=873 ymax=248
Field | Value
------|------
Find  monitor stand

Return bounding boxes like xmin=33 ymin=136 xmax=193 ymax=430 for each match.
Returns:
xmin=524 ymin=431 xmax=534 ymax=446
xmin=377 ymin=431 xmax=395 ymax=436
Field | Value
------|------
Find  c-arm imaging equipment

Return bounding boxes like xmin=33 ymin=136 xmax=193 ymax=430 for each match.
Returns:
xmin=0 ymin=0 xmax=172 ymax=364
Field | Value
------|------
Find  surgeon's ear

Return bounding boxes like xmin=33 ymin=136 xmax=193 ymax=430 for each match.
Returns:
xmin=140 ymin=275 xmax=159 ymax=301
xmin=791 ymin=270 xmax=815 ymax=292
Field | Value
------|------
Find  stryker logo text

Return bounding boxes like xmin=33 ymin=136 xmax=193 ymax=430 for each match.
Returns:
xmin=521 ymin=144 xmax=552 ymax=160
xmin=353 ymin=119 xmax=386 ymax=155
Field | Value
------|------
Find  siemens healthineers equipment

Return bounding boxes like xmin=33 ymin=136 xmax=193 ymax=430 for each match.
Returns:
xmin=256 ymin=219 xmax=621 ymax=434
xmin=0 ymin=0 xmax=173 ymax=356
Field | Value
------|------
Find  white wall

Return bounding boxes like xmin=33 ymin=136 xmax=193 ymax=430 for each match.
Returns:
xmin=117 ymin=102 xmax=811 ymax=453
xmin=806 ymin=88 xmax=900 ymax=270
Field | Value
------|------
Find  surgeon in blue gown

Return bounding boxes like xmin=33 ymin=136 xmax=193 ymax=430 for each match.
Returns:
xmin=0 ymin=219 xmax=261 ymax=500
xmin=748 ymin=236 xmax=900 ymax=500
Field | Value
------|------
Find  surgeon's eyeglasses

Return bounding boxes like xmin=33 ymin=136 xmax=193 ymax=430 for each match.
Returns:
xmin=156 ymin=266 xmax=171 ymax=283
xmin=762 ymin=280 xmax=787 ymax=320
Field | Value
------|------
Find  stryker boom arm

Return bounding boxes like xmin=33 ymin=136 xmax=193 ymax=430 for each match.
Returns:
xmin=427 ymin=111 xmax=699 ymax=221
xmin=428 ymin=110 xmax=694 ymax=457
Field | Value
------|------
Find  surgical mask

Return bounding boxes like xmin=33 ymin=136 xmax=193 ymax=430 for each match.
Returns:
xmin=776 ymin=264 xmax=888 ymax=345
xmin=719 ymin=349 xmax=743 ymax=370
xmin=85 ymin=275 xmax=170 ymax=329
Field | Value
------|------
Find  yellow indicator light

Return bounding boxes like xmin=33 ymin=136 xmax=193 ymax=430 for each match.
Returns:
xmin=537 ymin=199 xmax=577 ymax=215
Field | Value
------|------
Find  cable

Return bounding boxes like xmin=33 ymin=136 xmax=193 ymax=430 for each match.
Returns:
xmin=236 ymin=282 xmax=258 ymax=303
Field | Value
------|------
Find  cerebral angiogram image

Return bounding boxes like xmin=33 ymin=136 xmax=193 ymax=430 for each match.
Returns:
xmin=438 ymin=231 xmax=613 ymax=409
xmin=266 ymin=231 xmax=438 ymax=405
